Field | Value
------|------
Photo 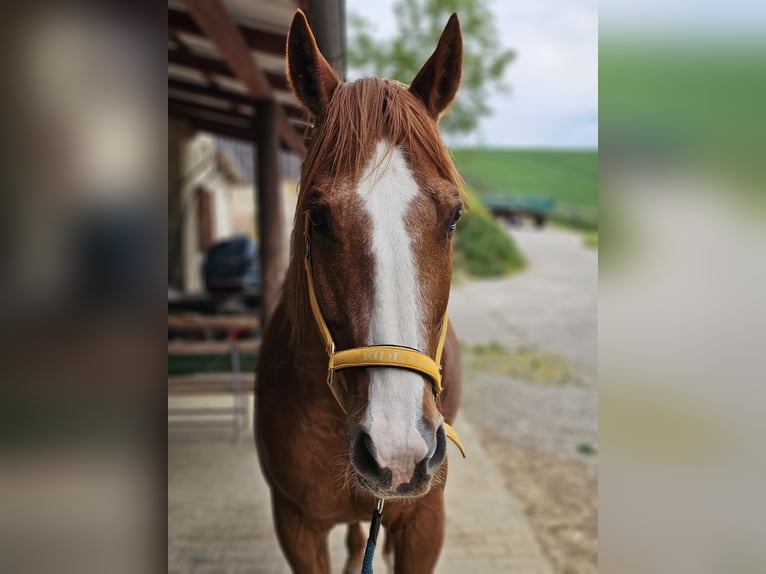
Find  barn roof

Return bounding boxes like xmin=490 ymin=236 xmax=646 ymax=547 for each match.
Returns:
xmin=168 ymin=0 xmax=310 ymax=157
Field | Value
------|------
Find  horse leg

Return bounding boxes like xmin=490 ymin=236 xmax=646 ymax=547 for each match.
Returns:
xmin=343 ymin=522 xmax=365 ymax=574
xmin=271 ymin=492 xmax=331 ymax=574
xmin=387 ymin=492 xmax=445 ymax=574
xmin=382 ymin=528 xmax=395 ymax=573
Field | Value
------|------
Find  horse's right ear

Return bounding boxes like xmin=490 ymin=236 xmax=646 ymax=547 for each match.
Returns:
xmin=286 ymin=10 xmax=340 ymax=118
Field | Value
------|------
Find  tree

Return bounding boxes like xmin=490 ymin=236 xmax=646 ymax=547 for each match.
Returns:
xmin=348 ymin=0 xmax=514 ymax=136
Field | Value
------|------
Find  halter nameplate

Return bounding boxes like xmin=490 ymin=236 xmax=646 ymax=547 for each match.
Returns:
xmin=331 ymin=346 xmax=443 ymax=393
xmin=303 ymin=214 xmax=466 ymax=458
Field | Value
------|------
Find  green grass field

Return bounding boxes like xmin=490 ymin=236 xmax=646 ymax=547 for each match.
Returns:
xmin=600 ymin=41 xmax=766 ymax=197
xmin=450 ymin=148 xmax=599 ymax=208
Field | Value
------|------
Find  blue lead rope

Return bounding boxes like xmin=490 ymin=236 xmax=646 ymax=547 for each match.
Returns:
xmin=361 ymin=499 xmax=385 ymax=574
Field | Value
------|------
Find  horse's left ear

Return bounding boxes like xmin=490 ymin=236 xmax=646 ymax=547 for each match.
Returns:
xmin=409 ymin=13 xmax=463 ymax=120
xmin=286 ymin=10 xmax=340 ymax=118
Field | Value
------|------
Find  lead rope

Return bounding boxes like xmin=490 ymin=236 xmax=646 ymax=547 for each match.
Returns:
xmin=361 ymin=498 xmax=385 ymax=574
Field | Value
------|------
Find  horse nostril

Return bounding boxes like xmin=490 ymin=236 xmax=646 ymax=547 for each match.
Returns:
xmin=364 ymin=433 xmax=377 ymax=459
xmin=427 ymin=425 xmax=447 ymax=473
xmin=351 ymin=432 xmax=380 ymax=477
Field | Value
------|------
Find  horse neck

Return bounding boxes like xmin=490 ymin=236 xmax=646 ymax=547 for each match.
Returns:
xmin=272 ymin=294 xmax=339 ymax=402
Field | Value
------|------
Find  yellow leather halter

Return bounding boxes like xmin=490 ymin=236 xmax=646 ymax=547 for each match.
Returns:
xmin=303 ymin=215 xmax=465 ymax=458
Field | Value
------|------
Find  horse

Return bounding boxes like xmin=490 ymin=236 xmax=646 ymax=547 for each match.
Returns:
xmin=256 ymin=10 xmax=465 ymax=573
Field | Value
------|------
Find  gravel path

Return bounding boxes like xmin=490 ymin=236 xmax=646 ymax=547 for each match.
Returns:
xmin=450 ymin=226 xmax=598 ymax=372
xmin=449 ymin=226 xmax=598 ymax=462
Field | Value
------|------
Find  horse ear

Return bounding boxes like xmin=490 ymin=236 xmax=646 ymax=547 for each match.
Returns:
xmin=286 ymin=10 xmax=340 ymax=118
xmin=409 ymin=13 xmax=463 ymax=120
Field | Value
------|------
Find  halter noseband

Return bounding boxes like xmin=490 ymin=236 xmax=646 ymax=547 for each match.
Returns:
xmin=303 ymin=214 xmax=465 ymax=458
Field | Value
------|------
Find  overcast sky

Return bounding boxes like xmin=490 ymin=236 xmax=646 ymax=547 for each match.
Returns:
xmin=345 ymin=0 xmax=598 ymax=149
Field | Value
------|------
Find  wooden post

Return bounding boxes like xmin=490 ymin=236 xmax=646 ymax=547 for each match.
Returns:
xmin=306 ymin=0 xmax=346 ymax=80
xmin=254 ymin=99 xmax=283 ymax=326
xmin=168 ymin=121 xmax=191 ymax=289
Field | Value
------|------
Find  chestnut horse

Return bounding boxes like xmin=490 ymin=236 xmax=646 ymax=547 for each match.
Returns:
xmin=256 ymin=11 xmax=465 ymax=573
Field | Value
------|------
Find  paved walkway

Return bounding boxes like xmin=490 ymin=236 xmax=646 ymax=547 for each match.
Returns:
xmin=168 ymin=398 xmax=552 ymax=573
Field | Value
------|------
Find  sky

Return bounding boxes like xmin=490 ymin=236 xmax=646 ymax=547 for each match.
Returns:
xmin=600 ymin=0 xmax=766 ymax=35
xmin=345 ymin=0 xmax=599 ymax=149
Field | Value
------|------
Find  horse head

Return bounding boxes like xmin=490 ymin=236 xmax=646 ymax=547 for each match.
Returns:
xmin=286 ymin=10 xmax=463 ymax=499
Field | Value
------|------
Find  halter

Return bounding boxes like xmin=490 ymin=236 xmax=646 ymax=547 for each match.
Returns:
xmin=303 ymin=214 xmax=466 ymax=458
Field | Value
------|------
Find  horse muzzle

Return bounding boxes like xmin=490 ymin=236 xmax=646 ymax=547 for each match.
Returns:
xmin=349 ymin=423 xmax=447 ymax=498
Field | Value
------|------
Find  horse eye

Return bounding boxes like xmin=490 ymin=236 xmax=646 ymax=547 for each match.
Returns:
xmin=308 ymin=204 xmax=331 ymax=234
xmin=448 ymin=205 xmax=462 ymax=235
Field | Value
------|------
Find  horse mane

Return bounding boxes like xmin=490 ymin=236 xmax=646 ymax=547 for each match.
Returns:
xmin=281 ymin=77 xmax=463 ymax=348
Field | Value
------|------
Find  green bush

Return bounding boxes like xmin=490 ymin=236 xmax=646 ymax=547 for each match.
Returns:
xmin=453 ymin=189 xmax=526 ymax=277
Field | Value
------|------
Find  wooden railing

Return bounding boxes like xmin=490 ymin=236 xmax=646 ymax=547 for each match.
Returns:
xmin=168 ymin=311 xmax=260 ymax=441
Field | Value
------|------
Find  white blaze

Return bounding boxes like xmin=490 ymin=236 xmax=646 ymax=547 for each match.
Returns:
xmin=357 ymin=141 xmax=430 ymax=486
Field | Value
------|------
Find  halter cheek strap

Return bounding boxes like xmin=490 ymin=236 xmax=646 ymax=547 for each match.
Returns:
xmin=303 ymin=215 xmax=465 ymax=458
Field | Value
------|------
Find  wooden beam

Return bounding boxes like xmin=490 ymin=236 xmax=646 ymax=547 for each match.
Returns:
xmin=182 ymin=0 xmax=270 ymax=95
xmin=169 ymin=7 xmax=287 ymax=58
xmin=254 ymin=99 xmax=284 ymax=325
xmin=182 ymin=0 xmax=305 ymax=158
xmin=170 ymin=114 xmax=296 ymax=152
xmin=169 ymin=113 xmax=252 ymax=141
xmin=168 ymin=49 xmax=291 ymax=93
xmin=168 ymin=372 xmax=255 ymax=394
xmin=169 ymin=77 xmax=252 ymax=105
xmin=169 ymin=97 xmax=307 ymax=144
xmin=168 ymin=106 xmax=249 ymax=130
xmin=168 ymin=340 xmax=260 ymax=355
xmin=169 ymin=93 xmax=306 ymax=141
xmin=168 ymin=313 xmax=260 ymax=332
xmin=169 ymin=107 xmax=301 ymax=151
xmin=168 ymin=107 xmax=251 ymax=135
xmin=168 ymin=78 xmax=305 ymax=120
xmin=168 ymin=97 xmax=253 ymax=124
xmin=169 ymin=31 xmax=219 ymax=87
